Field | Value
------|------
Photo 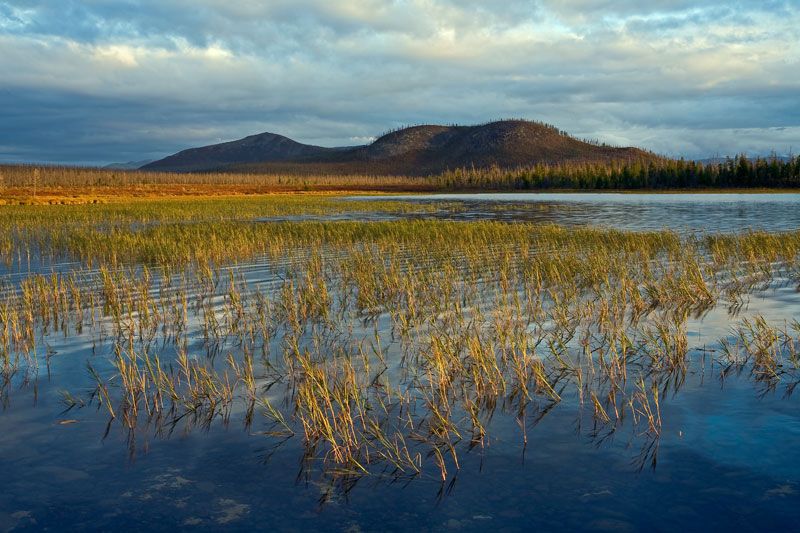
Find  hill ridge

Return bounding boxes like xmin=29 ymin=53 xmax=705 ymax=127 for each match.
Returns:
xmin=142 ymin=120 xmax=658 ymax=174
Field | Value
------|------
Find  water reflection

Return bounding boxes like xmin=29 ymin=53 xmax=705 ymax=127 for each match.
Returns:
xmin=353 ymin=193 xmax=800 ymax=233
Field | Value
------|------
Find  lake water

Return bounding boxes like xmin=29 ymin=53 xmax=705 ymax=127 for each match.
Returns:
xmin=2 ymin=195 xmax=800 ymax=532
xmin=353 ymin=193 xmax=800 ymax=233
xmin=4 ymin=285 xmax=798 ymax=531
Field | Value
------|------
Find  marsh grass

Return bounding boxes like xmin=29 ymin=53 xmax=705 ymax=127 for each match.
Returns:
xmin=0 ymin=195 xmax=463 ymax=269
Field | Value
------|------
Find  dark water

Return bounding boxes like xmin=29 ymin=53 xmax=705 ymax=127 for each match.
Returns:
xmin=3 ymin=296 xmax=799 ymax=532
xmin=2 ymin=283 xmax=799 ymax=531
xmin=353 ymin=193 xmax=800 ymax=233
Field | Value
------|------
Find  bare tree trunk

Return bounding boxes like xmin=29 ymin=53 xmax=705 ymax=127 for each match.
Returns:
xmin=33 ymin=167 xmax=40 ymax=198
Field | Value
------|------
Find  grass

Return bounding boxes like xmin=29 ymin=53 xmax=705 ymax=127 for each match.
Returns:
xmin=1 ymin=193 xmax=799 ymax=485
xmin=0 ymin=194 xmax=463 ymax=268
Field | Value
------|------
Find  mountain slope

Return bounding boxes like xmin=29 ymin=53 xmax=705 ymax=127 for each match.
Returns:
xmin=341 ymin=121 xmax=653 ymax=173
xmin=141 ymin=132 xmax=337 ymax=172
xmin=104 ymin=159 xmax=155 ymax=170
xmin=143 ymin=120 xmax=658 ymax=174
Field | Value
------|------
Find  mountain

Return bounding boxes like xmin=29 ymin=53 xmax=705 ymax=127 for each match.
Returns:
xmin=104 ymin=159 xmax=154 ymax=169
xmin=696 ymin=154 xmax=794 ymax=165
xmin=141 ymin=132 xmax=340 ymax=172
xmin=142 ymin=120 xmax=658 ymax=174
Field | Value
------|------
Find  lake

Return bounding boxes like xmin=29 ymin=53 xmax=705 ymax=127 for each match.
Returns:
xmin=352 ymin=193 xmax=800 ymax=233
xmin=1 ymin=194 xmax=799 ymax=532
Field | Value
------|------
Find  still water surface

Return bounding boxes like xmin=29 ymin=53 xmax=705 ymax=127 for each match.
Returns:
xmin=354 ymin=193 xmax=800 ymax=233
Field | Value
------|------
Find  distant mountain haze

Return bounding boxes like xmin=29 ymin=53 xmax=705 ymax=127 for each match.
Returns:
xmin=104 ymin=159 xmax=155 ymax=170
xmin=141 ymin=120 xmax=659 ymax=174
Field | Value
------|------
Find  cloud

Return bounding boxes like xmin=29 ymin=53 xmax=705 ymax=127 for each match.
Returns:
xmin=0 ymin=0 xmax=798 ymax=164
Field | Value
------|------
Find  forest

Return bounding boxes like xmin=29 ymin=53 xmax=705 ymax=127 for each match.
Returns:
xmin=436 ymin=155 xmax=800 ymax=190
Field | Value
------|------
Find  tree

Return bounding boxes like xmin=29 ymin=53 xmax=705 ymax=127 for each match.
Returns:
xmin=33 ymin=167 xmax=40 ymax=197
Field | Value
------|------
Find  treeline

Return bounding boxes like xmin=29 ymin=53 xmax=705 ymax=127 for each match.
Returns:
xmin=1 ymin=155 xmax=799 ymax=192
xmin=0 ymin=164 xmax=430 ymax=191
xmin=436 ymin=155 xmax=800 ymax=190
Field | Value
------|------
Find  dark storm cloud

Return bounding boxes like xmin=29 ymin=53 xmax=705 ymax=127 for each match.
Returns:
xmin=0 ymin=0 xmax=798 ymax=164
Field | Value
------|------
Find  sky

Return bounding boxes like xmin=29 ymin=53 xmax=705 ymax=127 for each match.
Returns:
xmin=1 ymin=1 xmax=799 ymax=165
